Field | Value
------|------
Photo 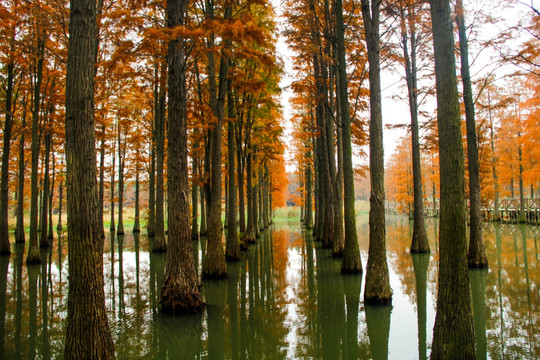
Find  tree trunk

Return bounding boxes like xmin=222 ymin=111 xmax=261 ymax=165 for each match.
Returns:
xmin=98 ymin=124 xmax=106 ymax=238
xmin=237 ymin=134 xmax=245 ymax=234
xmin=40 ymin=130 xmax=51 ymax=248
xmin=191 ymin=139 xmax=199 ymax=240
xmin=0 ymin=53 xmax=14 ymax=254
xmin=110 ymin=141 xmax=116 ymax=232
xmin=332 ymin=52 xmax=344 ymax=257
xmin=488 ymin=97 xmax=500 ymax=221
xmin=64 ymin=0 xmax=115 ymax=355
xmin=153 ymin=83 xmax=167 ymax=251
xmin=429 ymin=1 xmax=476 ymax=357
xmin=336 ymin=0 xmax=361 ymax=273
xmin=133 ymin=161 xmax=140 ymax=233
xmin=28 ymin=29 xmax=47 ymax=264
xmin=202 ymin=5 xmax=232 ymax=279
xmin=117 ymin=127 xmax=125 ymax=235
xmin=148 ymin=138 xmax=156 ymax=236
xmin=57 ymin=170 xmax=63 ymax=231
xmin=456 ymin=0 xmax=487 ymax=267
xmin=226 ymin=91 xmax=240 ymax=261
xmin=305 ymin=152 xmax=313 ymax=229
xmin=48 ymin=154 xmax=55 ymax=239
xmin=15 ymin=108 xmax=27 ymax=244
xmin=400 ymin=5 xmax=429 ymax=253
xmin=160 ymin=0 xmax=205 ymax=313
xmin=244 ymin=152 xmax=256 ymax=243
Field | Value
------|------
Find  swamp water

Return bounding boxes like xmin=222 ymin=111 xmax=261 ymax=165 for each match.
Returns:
xmin=0 ymin=215 xmax=538 ymax=359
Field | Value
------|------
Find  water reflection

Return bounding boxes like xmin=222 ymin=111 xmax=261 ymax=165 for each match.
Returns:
xmin=0 ymin=218 xmax=538 ymax=359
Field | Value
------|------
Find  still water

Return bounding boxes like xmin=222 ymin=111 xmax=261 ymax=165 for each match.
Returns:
xmin=0 ymin=215 xmax=538 ymax=359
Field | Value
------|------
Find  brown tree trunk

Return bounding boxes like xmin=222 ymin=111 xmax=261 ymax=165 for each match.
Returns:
xmin=28 ymin=29 xmax=47 ymax=264
xmin=336 ymin=0 xmax=361 ymax=273
xmin=64 ymin=0 xmax=115 ymax=355
xmin=0 ymin=53 xmax=14 ymax=254
xmin=117 ymin=127 xmax=125 ymax=235
xmin=202 ymin=4 xmax=232 ymax=279
xmin=456 ymin=0 xmax=487 ymax=267
xmin=98 ymin=124 xmax=106 ymax=238
xmin=226 ymin=89 xmax=240 ymax=261
xmin=15 ymin=103 xmax=27 ymax=244
xmin=133 ymin=160 xmax=140 ymax=233
xmin=361 ymin=0 xmax=391 ymax=303
xmin=400 ymin=4 xmax=430 ymax=254
xmin=160 ymin=0 xmax=205 ymax=313
xmin=40 ymin=129 xmax=51 ymax=248
xmin=110 ymin=139 xmax=116 ymax=232
xmin=305 ymin=151 xmax=313 ymax=229
xmin=237 ymin=132 xmax=246 ymax=234
xmin=48 ymin=153 xmax=55 ymax=239
xmin=153 ymin=81 xmax=167 ymax=251
xmin=244 ymin=152 xmax=256 ymax=243
xmin=429 ymin=0 xmax=476 ymax=357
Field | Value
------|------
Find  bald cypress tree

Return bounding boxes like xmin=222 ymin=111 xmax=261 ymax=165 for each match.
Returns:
xmin=429 ymin=0 xmax=475 ymax=357
xmin=64 ymin=0 xmax=114 ymax=356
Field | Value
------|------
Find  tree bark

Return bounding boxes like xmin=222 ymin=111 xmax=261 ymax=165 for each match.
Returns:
xmin=456 ymin=0 xmax=487 ymax=267
xmin=0 ymin=49 xmax=15 ymax=254
xmin=64 ymin=0 xmax=115 ymax=355
xmin=160 ymin=0 xmax=205 ymax=313
xmin=226 ymin=89 xmax=240 ymax=261
xmin=336 ymin=0 xmax=362 ymax=273
xmin=133 ymin=160 xmax=140 ymax=233
xmin=153 ymin=81 xmax=167 ymax=251
xmin=362 ymin=0 xmax=392 ymax=304
xmin=429 ymin=1 xmax=476 ymax=357
xmin=400 ymin=4 xmax=430 ymax=254
xmin=15 ymin=105 xmax=27 ymax=244
xmin=117 ymin=127 xmax=125 ymax=235
xmin=191 ymin=132 xmax=199 ymax=240
xmin=40 ymin=129 xmax=51 ymax=248
xmin=110 ymin=139 xmax=116 ymax=232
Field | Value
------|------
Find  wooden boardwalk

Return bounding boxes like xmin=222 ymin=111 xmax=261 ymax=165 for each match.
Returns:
xmin=386 ymin=198 xmax=540 ymax=224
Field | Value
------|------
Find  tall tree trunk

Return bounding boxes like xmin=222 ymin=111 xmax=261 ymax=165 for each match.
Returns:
xmin=361 ymin=0 xmax=392 ymax=304
xmin=305 ymin=151 xmax=313 ymax=229
xmin=332 ymin=53 xmax=344 ymax=257
xmin=429 ymin=0 xmax=476 ymax=357
xmin=40 ymin=129 xmax=51 ymax=248
xmin=237 ymin=134 xmax=246 ymax=234
xmin=148 ymin=140 xmax=156 ymax=236
xmin=153 ymin=83 xmax=167 ymax=251
xmin=64 ymin=0 xmax=115 ymax=355
xmin=244 ymin=152 xmax=255 ymax=243
xmin=28 ymin=28 xmax=47 ymax=264
xmin=48 ymin=154 xmax=55 ymax=239
xmin=117 ymin=127 xmax=125 ymax=235
xmin=200 ymin=160 xmax=207 ymax=236
xmin=160 ymin=0 xmax=205 ymax=313
xmin=57 ymin=162 xmax=63 ymax=232
xmin=202 ymin=4 xmax=232 ymax=279
xmin=0 ymin=47 xmax=15 ymax=254
xmin=400 ymin=5 xmax=429 ymax=253
xmin=15 ymin=105 xmax=27 ymax=244
xmin=226 ymin=90 xmax=240 ymax=261
xmin=133 ymin=161 xmax=140 ymax=233
xmin=191 ymin=137 xmax=199 ymax=240
xmin=110 ymin=139 xmax=116 ymax=232
xmin=98 ymin=124 xmax=106 ymax=238
xmin=456 ymin=0 xmax=487 ymax=267
xmin=336 ymin=0 xmax=362 ymax=273
xmin=488 ymin=95 xmax=500 ymax=221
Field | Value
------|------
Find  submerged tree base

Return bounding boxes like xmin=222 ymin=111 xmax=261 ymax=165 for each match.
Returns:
xmin=364 ymin=295 xmax=392 ymax=306
xmin=331 ymin=250 xmax=343 ymax=258
xmin=201 ymin=271 xmax=227 ymax=280
xmin=341 ymin=266 xmax=362 ymax=274
xmin=160 ymin=282 xmax=205 ymax=314
xmin=468 ymin=259 xmax=488 ymax=269
xmin=410 ymin=248 xmax=430 ymax=254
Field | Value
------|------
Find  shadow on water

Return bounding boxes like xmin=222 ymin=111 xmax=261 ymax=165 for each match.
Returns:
xmin=0 ymin=218 xmax=538 ymax=359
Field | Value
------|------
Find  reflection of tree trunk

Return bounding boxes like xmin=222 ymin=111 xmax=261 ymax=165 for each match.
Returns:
xmin=14 ymin=243 xmax=24 ymax=356
xmin=343 ymin=273 xmax=361 ymax=359
xmin=456 ymin=0 xmax=487 ymax=267
xmin=412 ymin=253 xmax=429 ymax=360
xmin=429 ymin=1 xmax=475 ymax=357
xmin=28 ymin=265 xmax=39 ymax=359
xmin=365 ymin=305 xmax=391 ymax=360
xmin=0 ymin=255 xmax=9 ymax=358
xmin=41 ymin=248 xmax=51 ymax=359
xmin=361 ymin=0 xmax=392 ymax=304
xmin=206 ymin=280 xmax=226 ymax=360
xmin=470 ymin=268 xmax=488 ymax=360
